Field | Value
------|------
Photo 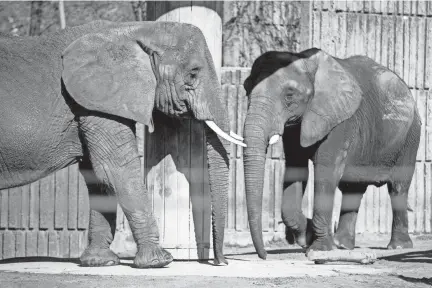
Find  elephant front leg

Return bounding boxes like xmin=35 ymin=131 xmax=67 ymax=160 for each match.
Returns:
xmin=79 ymin=158 xmax=120 ymax=267
xmin=333 ymin=182 xmax=367 ymax=250
xmin=79 ymin=116 xmax=173 ymax=269
xmin=306 ymin=163 xmax=342 ymax=255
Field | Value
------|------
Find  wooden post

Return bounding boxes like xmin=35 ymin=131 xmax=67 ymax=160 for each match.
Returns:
xmin=146 ymin=1 xmax=223 ymax=260
xmin=58 ymin=0 xmax=66 ymax=29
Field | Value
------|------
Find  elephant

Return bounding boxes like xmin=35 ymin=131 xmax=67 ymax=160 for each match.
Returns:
xmin=241 ymin=48 xmax=421 ymax=259
xmin=0 ymin=20 xmax=246 ymax=268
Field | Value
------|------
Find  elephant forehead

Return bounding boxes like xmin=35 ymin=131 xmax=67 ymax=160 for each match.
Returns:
xmin=250 ymin=64 xmax=310 ymax=96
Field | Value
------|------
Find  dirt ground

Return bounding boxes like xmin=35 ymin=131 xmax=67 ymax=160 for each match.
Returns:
xmin=1 ymin=234 xmax=431 ymax=288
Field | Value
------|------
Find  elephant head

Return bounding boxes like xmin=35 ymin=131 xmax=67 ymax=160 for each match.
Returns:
xmin=242 ymin=48 xmax=362 ymax=259
xmin=61 ymin=21 xmax=245 ymax=264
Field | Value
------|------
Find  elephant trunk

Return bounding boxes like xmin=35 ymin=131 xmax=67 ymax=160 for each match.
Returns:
xmin=243 ymin=108 xmax=271 ymax=260
xmin=202 ymin=86 xmax=232 ymax=264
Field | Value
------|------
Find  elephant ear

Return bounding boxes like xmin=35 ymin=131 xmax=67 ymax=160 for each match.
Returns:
xmin=300 ymin=51 xmax=362 ymax=147
xmin=62 ymin=32 xmax=157 ymax=131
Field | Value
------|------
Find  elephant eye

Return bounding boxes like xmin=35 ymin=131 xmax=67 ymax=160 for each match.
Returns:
xmin=185 ymin=67 xmax=200 ymax=88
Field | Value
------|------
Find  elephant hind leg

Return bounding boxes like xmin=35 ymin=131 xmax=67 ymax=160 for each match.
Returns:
xmin=334 ymin=182 xmax=367 ymax=250
xmin=79 ymin=156 xmax=120 ymax=267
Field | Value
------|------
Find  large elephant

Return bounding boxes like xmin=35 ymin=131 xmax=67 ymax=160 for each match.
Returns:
xmin=242 ymin=48 xmax=421 ymax=259
xmin=0 ymin=20 xmax=245 ymax=268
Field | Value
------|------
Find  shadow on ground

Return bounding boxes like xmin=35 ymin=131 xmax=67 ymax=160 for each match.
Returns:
xmin=0 ymin=257 xmax=81 ymax=265
xmin=380 ymin=249 xmax=432 ymax=264
xmin=397 ymin=275 xmax=432 ymax=286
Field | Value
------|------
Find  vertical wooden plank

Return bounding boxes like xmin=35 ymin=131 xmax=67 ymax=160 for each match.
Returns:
xmin=394 ymin=15 xmax=404 ymax=78
xmin=403 ymin=0 xmax=412 ymax=15
xmin=68 ymin=164 xmax=78 ymax=230
xmin=356 ymin=193 xmax=366 ymax=234
xmin=379 ymin=185 xmax=387 ymax=233
xmin=163 ymin=122 xmax=179 ymax=248
xmin=408 ymin=164 xmax=416 ymax=233
xmin=427 ymin=0 xmax=432 ymax=16
xmin=426 ymin=18 xmax=432 ymax=89
xmin=354 ymin=13 xmax=363 ymax=55
xmin=37 ymin=231 xmax=48 ymax=256
xmin=3 ymin=231 xmax=15 ymax=259
xmin=15 ymin=231 xmax=26 ymax=258
xmin=235 ymin=159 xmax=246 ymax=231
xmin=417 ymin=90 xmax=426 ymax=161
xmin=69 ymin=231 xmax=80 ymax=258
xmin=21 ymin=185 xmax=29 ymax=229
xmin=25 ymin=231 xmax=38 ymax=257
xmin=365 ymin=187 xmax=374 ymax=233
xmin=387 ymin=15 xmax=395 ymax=71
xmin=79 ymin=230 xmax=87 ymax=256
xmin=176 ymin=119 xmax=191 ymax=254
xmin=29 ymin=180 xmax=39 ymax=229
xmin=55 ymin=168 xmax=68 ymax=229
xmin=337 ymin=10 xmax=347 ymax=58
xmin=409 ymin=16 xmax=417 ymax=88
xmin=381 ymin=16 xmax=390 ymax=68
xmin=361 ymin=14 xmax=368 ymax=58
xmin=374 ymin=15 xmax=382 ymax=65
xmin=334 ymin=0 xmax=347 ymax=11
xmin=320 ymin=11 xmax=331 ymax=53
xmin=0 ymin=189 xmax=8 ymax=229
xmin=312 ymin=10 xmax=321 ymax=48
xmin=8 ymin=187 xmax=21 ymax=229
xmin=418 ymin=0 xmax=427 ymax=15
xmin=331 ymin=189 xmax=342 ymax=233
xmin=415 ymin=162 xmax=425 ymax=233
xmin=425 ymin=163 xmax=431 ymax=233
xmin=39 ymin=174 xmax=55 ymax=229
xmin=403 ymin=16 xmax=411 ymax=85
xmin=346 ymin=13 xmax=356 ymax=57
xmin=59 ymin=230 xmax=70 ymax=258
xmin=77 ymin=173 xmax=89 ymax=230
xmin=48 ymin=231 xmax=59 ymax=257
xmin=417 ymin=17 xmax=426 ymax=89
xmin=305 ymin=160 xmax=314 ymax=219
xmin=373 ymin=187 xmax=380 ymax=233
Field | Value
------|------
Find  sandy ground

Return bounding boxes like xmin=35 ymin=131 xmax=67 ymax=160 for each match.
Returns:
xmin=0 ymin=234 xmax=431 ymax=287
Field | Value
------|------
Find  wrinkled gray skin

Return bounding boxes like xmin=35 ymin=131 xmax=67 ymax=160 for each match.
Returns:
xmin=0 ymin=20 xmax=233 ymax=268
xmin=242 ymin=48 xmax=421 ymax=259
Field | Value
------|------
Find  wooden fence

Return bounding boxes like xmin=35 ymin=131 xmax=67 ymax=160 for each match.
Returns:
xmin=1 ymin=0 xmax=432 ymax=260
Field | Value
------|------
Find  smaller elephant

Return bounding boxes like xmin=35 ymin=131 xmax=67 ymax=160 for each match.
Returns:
xmin=242 ymin=48 xmax=421 ymax=259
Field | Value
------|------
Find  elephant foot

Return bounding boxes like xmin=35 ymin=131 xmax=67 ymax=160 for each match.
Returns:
xmin=213 ymin=254 xmax=228 ymax=266
xmin=284 ymin=217 xmax=314 ymax=249
xmin=80 ymin=246 xmax=120 ymax=267
xmin=134 ymin=244 xmax=173 ymax=268
xmin=387 ymin=233 xmax=413 ymax=250
xmin=305 ymin=235 xmax=334 ymax=257
xmin=333 ymin=232 xmax=355 ymax=250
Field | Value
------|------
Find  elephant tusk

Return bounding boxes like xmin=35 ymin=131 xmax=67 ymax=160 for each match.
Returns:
xmin=269 ymin=134 xmax=280 ymax=145
xmin=230 ymin=131 xmax=244 ymax=141
xmin=205 ymin=121 xmax=247 ymax=147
